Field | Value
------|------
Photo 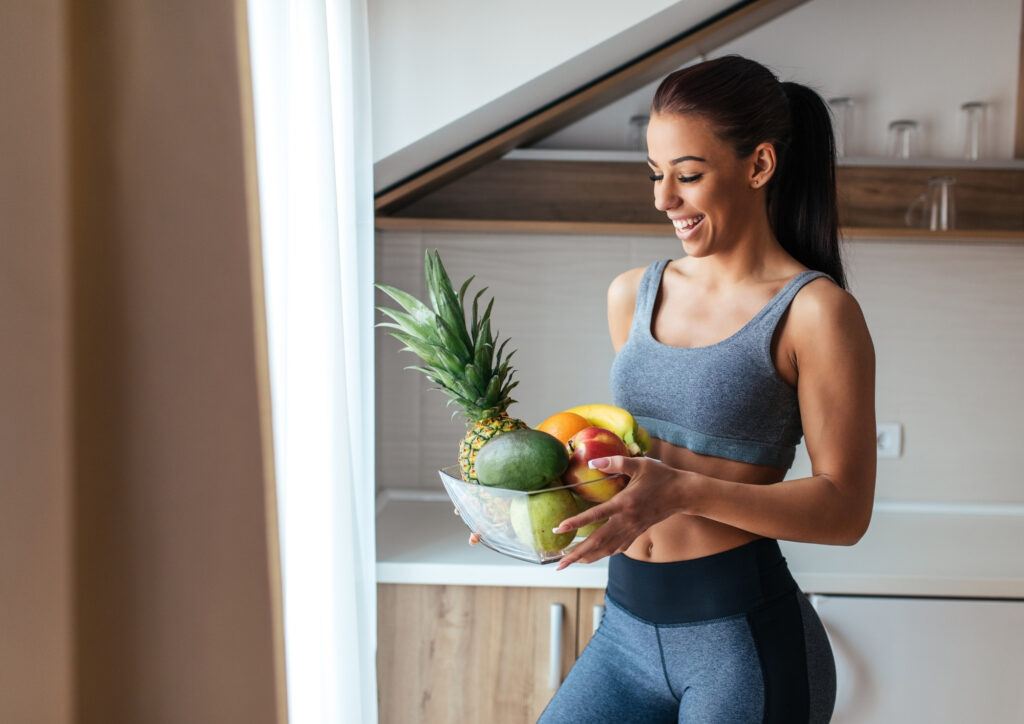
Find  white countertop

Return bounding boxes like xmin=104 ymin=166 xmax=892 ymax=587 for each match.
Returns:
xmin=376 ymin=490 xmax=1024 ymax=598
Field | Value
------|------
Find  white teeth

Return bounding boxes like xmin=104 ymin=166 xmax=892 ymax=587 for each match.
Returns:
xmin=672 ymin=215 xmax=704 ymax=230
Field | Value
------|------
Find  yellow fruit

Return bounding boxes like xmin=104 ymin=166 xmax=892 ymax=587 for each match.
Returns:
xmin=572 ymin=494 xmax=607 ymax=538
xmin=563 ymin=403 xmax=647 ymax=455
xmin=636 ymin=425 xmax=652 ymax=453
xmin=535 ymin=411 xmax=590 ymax=445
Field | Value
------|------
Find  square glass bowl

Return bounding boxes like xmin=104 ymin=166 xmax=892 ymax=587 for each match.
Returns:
xmin=438 ymin=465 xmax=625 ymax=564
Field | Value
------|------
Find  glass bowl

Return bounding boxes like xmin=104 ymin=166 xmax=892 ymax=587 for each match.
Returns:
xmin=438 ymin=465 xmax=626 ymax=564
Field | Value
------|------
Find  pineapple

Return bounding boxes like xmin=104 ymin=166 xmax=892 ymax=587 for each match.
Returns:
xmin=376 ymin=250 xmax=528 ymax=482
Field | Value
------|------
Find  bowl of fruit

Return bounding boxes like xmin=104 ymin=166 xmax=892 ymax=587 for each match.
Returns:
xmin=439 ymin=466 xmax=613 ymax=564
xmin=438 ymin=416 xmax=645 ymax=564
xmin=376 ymin=250 xmax=650 ymax=563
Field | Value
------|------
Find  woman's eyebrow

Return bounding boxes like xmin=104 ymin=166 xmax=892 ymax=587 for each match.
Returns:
xmin=646 ymin=155 xmax=708 ymax=165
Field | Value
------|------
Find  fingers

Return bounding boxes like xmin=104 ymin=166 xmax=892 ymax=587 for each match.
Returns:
xmin=556 ymin=539 xmax=604 ymax=570
xmin=556 ymin=529 xmax=613 ymax=570
xmin=588 ymin=454 xmax=640 ymax=476
xmin=553 ymin=507 xmax=604 ymax=535
xmin=453 ymin=508 xmax=481 ymax=545
xmin=552 ymin=516 xmax=580 ymax=535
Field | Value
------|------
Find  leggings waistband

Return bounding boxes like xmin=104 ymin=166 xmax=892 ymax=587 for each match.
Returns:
xmin=606 ymin=538 xmax=798 ymax=624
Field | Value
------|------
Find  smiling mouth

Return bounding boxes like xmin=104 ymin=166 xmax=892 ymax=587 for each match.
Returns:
xmin=672 ymin=214 xmax=705 ymax=230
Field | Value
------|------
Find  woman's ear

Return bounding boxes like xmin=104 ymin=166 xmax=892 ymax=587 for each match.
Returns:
xmin=749 ymin=142 xmax=777 ymax=189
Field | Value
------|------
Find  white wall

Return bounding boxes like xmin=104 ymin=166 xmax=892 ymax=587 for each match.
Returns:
xmin=536 ymin=0 xmax=1022 ymax=160
xmin=375 ymin=231 xmax=1024 ymax=510
xmin=368 ymin=0 xmax=736 ymax=190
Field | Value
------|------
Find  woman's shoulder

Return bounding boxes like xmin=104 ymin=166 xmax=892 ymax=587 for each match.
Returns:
xmin=788 ymin=273 xmax=871 ymax=346
xmin=607 ymin=265 xmax=654 ymax=351
xmin=608 ymin=265 xmax=649 ymax=306
xmin=609 ymin=260 xmax=671 ymax=314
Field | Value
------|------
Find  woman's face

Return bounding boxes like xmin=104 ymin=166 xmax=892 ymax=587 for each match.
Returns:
xmin=646 ymin=112 xmax=769 ymax=257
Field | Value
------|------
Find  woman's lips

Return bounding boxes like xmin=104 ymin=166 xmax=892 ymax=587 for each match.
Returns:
xmin=672 ymin=214 xmax=705 ymax=238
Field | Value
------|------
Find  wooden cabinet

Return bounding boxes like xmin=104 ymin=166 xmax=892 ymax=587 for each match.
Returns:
xmin=377 ymin=584 xmax=605 ymax=724
xmin=577 ymin=588 xmax=606 ymax=653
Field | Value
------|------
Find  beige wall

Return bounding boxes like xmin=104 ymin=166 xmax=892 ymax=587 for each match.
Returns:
xmin=0 ymin=1 xmax=73 ymax=722
xmin=375 ymin=231 xmax=1024 ymax=509
xmin=1 ymin=1 xmax=284 ymax=722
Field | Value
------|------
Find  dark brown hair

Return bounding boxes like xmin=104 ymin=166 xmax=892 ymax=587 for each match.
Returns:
xmin=652 ymin=55 xmax=845 ymax=288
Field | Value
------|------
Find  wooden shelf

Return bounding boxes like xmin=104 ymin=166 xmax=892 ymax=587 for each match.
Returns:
xmin=375 ymin=216 xmax=1024 ymax=243
xmin=380 ymin=159 xmax=1024 ymax=233
xmin=506 ymin=148 xmax=1024 ymax=170
xmin=840 ymin=228 xmax=1024 ymax=243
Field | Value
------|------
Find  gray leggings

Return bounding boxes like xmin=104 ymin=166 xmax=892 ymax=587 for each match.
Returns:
xmin=539 ymin=540 xmax=836 ymax=723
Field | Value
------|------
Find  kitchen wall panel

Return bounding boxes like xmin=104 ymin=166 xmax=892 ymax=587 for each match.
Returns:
xmin=376 ymin=231 xmax=1024 ymax=509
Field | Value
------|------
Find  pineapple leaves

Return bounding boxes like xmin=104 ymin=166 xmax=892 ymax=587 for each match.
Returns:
xmin=375 ymin=248 xmax=520 ymax=422
xmin=374 ymin=283 xmax=435 ymax=328
xmin=376 ymin=308 xmax=436 ymax=344
xmin=457 ymin=276 xmax=473 ymax=309
xmin=386 ymin=331 xmax=443 ymax=368
xmin=469 ymin=287 xmax=487 ymax=340
xmin=426 ymin=251 xmax=473 ymax=352
xmin=464 ymin=363 xmax=482 ymax=393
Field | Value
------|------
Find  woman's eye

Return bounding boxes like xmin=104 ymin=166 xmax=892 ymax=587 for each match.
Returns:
xmin=648 ymin=173 xmax=702 ymax=183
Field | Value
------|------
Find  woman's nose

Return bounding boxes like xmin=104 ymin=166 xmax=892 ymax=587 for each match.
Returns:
xmin=654 ymin=183 xmax=680 ymax=212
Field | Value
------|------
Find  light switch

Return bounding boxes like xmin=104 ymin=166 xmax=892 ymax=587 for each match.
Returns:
xmin=876 ymin=422 xmax=902 ymax=459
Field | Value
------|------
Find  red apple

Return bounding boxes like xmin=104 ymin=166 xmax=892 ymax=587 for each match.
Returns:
xmin=563 ymin=427 xmax=629 ymax=502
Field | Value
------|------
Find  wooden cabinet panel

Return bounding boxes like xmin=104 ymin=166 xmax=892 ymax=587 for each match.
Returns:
xmin=378 ymin=584 xmax=578 ymax=724
xmin=576 ymin=588 xmax=606 ymax=656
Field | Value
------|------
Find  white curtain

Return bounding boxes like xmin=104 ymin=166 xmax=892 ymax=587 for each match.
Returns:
xmin=246 ymin=1 xmax=377 ymax=722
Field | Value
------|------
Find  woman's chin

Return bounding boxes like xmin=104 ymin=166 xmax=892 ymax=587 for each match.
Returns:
xmin=680 ymin=238 xmax=711 ymax=257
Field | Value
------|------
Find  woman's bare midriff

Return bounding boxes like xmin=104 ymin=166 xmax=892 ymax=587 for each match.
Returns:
xmin=625 ymin=437 xmax=787 ymax=563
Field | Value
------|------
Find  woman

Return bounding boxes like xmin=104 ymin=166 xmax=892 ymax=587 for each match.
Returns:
xmin=538 ymin=55 xmax=876 ymax=723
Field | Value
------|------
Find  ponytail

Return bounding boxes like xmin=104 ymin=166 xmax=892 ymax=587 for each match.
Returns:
xmin=770 ymin=82 xmax=845 ymax=289
xmin=652 ymin=56 xmax=847 ymax=289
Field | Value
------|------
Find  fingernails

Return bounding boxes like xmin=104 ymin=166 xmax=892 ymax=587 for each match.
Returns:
xmin=587 ymin=457 xmax=609 ymax=469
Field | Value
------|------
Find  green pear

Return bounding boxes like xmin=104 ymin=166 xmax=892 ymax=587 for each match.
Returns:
xmin=510 ymin=489 xmax=578 ymax=552
xmin=571 ymin=493 xmax=607 ymax=537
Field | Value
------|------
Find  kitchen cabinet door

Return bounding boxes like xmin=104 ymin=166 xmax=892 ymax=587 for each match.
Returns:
xmin=812 ymin=595 xmax=1024 ymax=723
xmin=377 ymin=584 xmax=578 ymax=724
xmin=577 ymin=588 xmax=605 ymax=656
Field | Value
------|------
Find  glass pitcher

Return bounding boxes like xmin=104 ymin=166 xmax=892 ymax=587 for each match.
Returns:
xmin=905 ymin=176 xmax=956 ymax=231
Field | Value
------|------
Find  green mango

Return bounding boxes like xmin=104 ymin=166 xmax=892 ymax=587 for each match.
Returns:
xmin=475 ymin=429 xmax=569 ymax=491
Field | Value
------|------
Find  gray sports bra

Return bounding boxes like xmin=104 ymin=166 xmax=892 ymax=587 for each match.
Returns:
xmin=609 ymin=259 xmax=832 ymax=469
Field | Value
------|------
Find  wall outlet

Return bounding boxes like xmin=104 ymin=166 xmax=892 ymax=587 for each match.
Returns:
xmin=877 ymin=423 xmax=902 ymax=459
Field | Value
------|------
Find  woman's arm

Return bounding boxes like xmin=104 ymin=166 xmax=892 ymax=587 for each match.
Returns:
xmin=607 ymin=267 xmax=644 ymax=353
xmin=554 ymin=281 xmax=876 ymax=568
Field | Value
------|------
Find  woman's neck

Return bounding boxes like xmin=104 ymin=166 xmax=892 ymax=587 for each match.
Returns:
xmin=683 ymin=218 xmax=795 ymax=286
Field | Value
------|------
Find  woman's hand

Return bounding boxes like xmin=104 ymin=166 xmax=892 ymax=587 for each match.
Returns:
xmin=453 ymin=507 xmax=482 ymax=545
xmin=553 ymin=456 xmax=696 ymax=570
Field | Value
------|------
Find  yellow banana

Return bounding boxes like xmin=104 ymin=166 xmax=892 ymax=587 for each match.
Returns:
xmin=635 ymin=425 xmax=652 ymax=455
xmin=563 ymin=403 xmax=649 ymax=456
